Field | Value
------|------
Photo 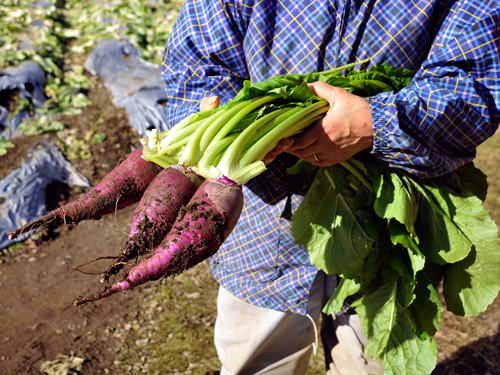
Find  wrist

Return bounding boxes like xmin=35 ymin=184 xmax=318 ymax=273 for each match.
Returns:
xmin=365 ymin=92 xmax=397 ymax=156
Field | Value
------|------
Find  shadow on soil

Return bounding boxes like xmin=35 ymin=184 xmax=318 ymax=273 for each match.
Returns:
xmin=432 ymin=328 xmax=500 ymax=375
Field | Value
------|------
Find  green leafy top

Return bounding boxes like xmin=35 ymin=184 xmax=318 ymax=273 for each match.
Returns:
xmin=228 ymin=62 xmax=414 ymax=104
xmin=291 ymin=154 xmax=500 ymax=375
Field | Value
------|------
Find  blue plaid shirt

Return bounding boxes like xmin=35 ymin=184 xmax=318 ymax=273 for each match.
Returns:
xmin=161 ymin=0 xmax=500 ymax=314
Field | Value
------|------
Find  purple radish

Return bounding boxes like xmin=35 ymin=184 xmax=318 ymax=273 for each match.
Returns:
xmin=8 ymin=148 xmax=162 ymax=240
xmin=74 ymin=178 xmax=244 ymax=306
xmin=100 ymin=166 xmax=204 ymax=282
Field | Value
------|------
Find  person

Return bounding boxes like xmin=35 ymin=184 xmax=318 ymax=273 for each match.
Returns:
xmin=161 ymin=1 xmax=500 ymax=374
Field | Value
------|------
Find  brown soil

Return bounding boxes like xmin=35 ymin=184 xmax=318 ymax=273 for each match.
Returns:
xmin=0 ymin=206 xmax=144 ymax=374
xmin=432 ymin=295 xmax=500 ymax=374
xmin=0 ymin=133 xmax=53 ymax=180
xmin=0 ymin=80 xmax=148 ymax=374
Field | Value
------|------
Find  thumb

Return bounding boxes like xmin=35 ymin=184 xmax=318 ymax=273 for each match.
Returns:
xmin=307 ymin=81 xmax=344 ymax=107
xmin=200 ymin=96 xmax=220 ymax=111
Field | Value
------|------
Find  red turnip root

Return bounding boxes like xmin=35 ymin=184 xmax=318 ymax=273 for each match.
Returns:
xmin=74 ymin=178 xmax=244 ymax=306
xmin=100 ymin=166 xmax=204 ymax=282
xmin=8 ymin=148 xmax=162 ymax=240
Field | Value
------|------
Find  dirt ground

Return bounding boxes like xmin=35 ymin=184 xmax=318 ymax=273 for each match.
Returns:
xmin=1 ymin=81 xmax=500 ymax=375
xmin=0 ymin=206 xmax=141 ymax=374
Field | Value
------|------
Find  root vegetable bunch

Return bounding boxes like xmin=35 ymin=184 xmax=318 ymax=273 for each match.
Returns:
xmin=9 ymin=60 xmax=500 ymax=375
xmin=9 ymin=60 xmax=415 ymax=305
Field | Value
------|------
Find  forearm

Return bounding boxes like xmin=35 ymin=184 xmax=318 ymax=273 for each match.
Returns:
xmin=369 ymin=6 xmax=500 ymax=178
xmin=368 ymin=78 xmax=497 ymax=178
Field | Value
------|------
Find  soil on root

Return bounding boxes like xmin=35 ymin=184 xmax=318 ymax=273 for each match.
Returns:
xmin=100 ymin=168 xmax=204 ymax=282
xmin=123 ymin=218 xmax=168 ymax=256
xmin=101 ymin=218 xmax=171 ymax=282
xmin=104 ymin=194 xmax=227 ymax=292
xmin=165 ymin=195 xmax=226 ymax=278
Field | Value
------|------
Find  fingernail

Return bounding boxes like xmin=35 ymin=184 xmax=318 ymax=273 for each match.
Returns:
xmin=263 ymin=157 xmax=275 ymax=165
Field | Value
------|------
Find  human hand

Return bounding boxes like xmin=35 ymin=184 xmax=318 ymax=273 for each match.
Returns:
xmin=264 ymin=81 xmax=374 ymax=167
xmin=200 ymin=95 xmax=220 ymax=111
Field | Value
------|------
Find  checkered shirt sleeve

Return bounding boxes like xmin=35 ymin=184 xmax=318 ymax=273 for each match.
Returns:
xmin=161 ymin=0 xmax=500 ymax=314
xmin=366 ymin=1 xmax=500 ymax=178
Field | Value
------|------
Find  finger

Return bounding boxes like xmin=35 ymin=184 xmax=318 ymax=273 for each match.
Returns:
xmin=287 ymin=146 xmax=323 ymax=160
xmin=288 ymin=147 xmax=332 ymax=163
xmin=262 ymin=138 xmax=294 ymax=164
xmin=300 ymin=153 xmax=333 ymax=167
xmin=307 ymin=81 xmax=341 ymax=106
xmin=200 ymin=96 xmax=220 ymax=111
xmin=263 ymin=157 xmax=275 ymax=166
xmin=287 ymin=119 xmax=324 ymax=152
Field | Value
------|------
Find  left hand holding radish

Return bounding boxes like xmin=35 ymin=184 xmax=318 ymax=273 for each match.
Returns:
xmin=264 ymin=81 xmax=374 ymax=166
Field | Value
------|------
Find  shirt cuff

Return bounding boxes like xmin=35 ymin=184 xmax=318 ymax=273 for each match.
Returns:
xmin=366 ymin=91 xmax=400 ymax=161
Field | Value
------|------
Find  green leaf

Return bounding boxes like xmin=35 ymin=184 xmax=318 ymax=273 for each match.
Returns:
xmin=414 ymin=189 xmax=472 ymax=265
xmin=389 ymin=221 xmax=425 ymax=281
xmin=432 ymin=189 xmax=500 ymax=316
xmin=452 ymin=162 xmax=488 ymax=202
xmin=57 ymin=137 xmax=91 ymax=160
xmin=361 ymin=247 xmax=383 ymax=287
xmin=8 ymin=97 xmax=31 ymax=121
xmin=19 ymin=117 xmax=65 ymax=136
xmin=340 ymin=157 xmax=375 ymax=193
xmin=374 ymin=170 xmax=418 ymax=237
xmin=232 ymin=62 xmax=415 ymax=102
xmin=45 ymin=57 xmax=63 ymax=77
xmin=0 ymin=135 xmax=15 ymax=156
xmin=346 ymin=77 xmax=394 ymax=97
xmin=355 ymin=64 xmax=415 ymax=91
xmin=91 ymin=133 xmax=106 ymax=144
xmin=72 ymin=92 xmax=92 ymax=108
xmin=353 ymin=282 xmax=437 ymax=375
xmin=386 ymin=247 xmax=414 ymax=284
xmin=408 ymin=271 xmax=444 ymax=339
xmin=382 ymin=262 xmax=404 ymax=285
xmin=353 ymin=184 xmax=374 ymax=211
xmin=444 ymin=247 xmax=500 ymax=316
xmin=292 ymin=167 xmax=374 ymax=278
xmin=286 ymin=159 xmax=319 ymax=189
xmin=322 ymin=277 xmax=361 ymax=315
xmin=36 ymin=106 xmax=83 ymax=116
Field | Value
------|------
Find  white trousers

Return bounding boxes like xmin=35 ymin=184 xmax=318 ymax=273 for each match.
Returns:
xmin=214 ymin=272 xmax=383 ymax=375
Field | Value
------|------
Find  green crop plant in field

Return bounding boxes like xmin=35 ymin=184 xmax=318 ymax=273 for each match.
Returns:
xmin=1 ymin=0 xmax=183 ymax=156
